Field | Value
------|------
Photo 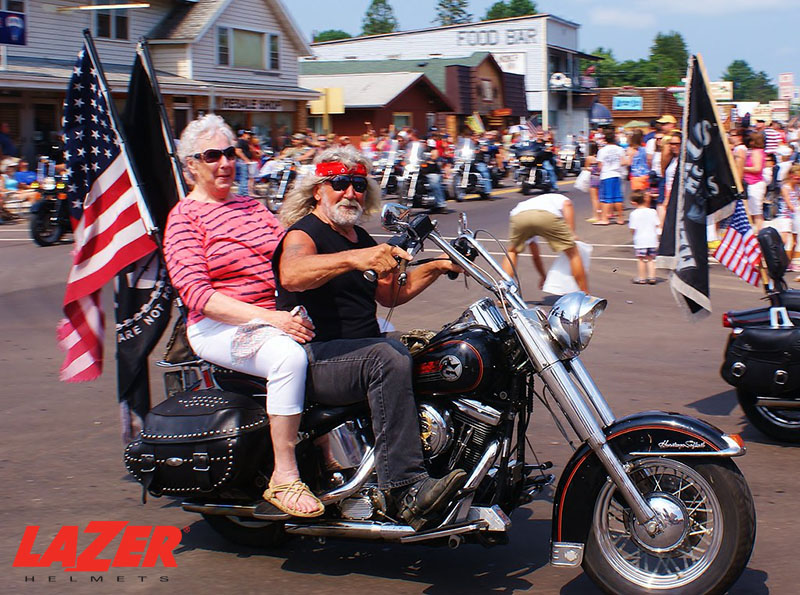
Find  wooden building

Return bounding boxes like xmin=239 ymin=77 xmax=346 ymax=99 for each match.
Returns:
xmin=593 ymin=87 xmax=683 ymax=130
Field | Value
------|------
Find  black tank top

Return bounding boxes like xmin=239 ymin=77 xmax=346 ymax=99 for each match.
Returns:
xmin=273 ymin=213 xmax=380 ymax=342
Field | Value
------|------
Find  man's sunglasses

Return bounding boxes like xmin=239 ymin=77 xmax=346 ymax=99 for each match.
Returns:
xmin=327 ymin=175 xmax=368 ymax=193
xmin=192 ymin=146 xmax=237 ymax=163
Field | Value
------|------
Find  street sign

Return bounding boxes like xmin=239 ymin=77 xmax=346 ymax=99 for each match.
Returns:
xmin=612 ymin=96 xmax=643 ymax=111
xmin=0 ymin=11 xmax=25 ymax=45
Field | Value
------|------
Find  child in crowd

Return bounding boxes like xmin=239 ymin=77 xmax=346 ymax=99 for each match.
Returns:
xmin=628 ymin=190 xmax=660 ymax=285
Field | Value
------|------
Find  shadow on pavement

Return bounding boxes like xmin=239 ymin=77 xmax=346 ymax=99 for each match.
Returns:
xmin=685 ymin=389 xmax=739 ymax=417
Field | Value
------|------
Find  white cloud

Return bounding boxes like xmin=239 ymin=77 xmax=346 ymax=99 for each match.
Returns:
xmin=589 ymin=8 xmax=656 ymax=28
xmin=661 ymin=0 xmax=784 ymax=15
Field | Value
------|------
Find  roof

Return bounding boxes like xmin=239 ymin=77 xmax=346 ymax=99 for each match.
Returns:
xmin=310 ymin=13 xmax=578 ymax=46
xmin=147 ymin=0 xmax=312 ymax=56
xmin=300 ymin=52 xmax=496 ymax=96
xmin=0 ymin=55 xmax=318 ymax=99
xmin=299 ymin=72 xmax=450 ymax=109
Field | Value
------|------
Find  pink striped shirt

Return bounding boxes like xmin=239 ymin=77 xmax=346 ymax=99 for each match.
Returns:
xmin=163 ymin=195 xmax=284 ymax=326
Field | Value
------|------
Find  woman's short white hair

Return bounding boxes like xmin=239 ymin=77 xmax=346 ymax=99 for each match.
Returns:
xmin=178 ymin=114 xmax=236 ymax=183
xmin=280 ymin=146 xmax=379 ymax=228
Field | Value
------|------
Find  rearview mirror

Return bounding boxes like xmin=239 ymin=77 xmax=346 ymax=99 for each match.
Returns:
xmin=381 ymin=203 xmax=410 ymax=230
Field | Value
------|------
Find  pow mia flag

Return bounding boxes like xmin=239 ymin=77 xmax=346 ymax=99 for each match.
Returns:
xmin=656 ymin=54 xmax=743 ymax=317
xmin=115 ymin=253 xmax=172 ymax=444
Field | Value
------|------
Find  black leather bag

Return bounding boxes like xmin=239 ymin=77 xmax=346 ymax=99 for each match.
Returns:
xmin=124 ymin=389 xmax=269 ymax=499
xmin=721 ymin=326 xmax=800 ymax=396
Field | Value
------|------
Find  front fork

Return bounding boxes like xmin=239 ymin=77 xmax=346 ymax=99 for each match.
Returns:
xmin=511 ymin=309 xmax=662 ymax=535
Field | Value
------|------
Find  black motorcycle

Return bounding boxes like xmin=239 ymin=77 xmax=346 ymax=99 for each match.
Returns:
xmin=30 ymin=176 xmax=71 ymax=247
xmin=127 ymin=205 xmax=755 ymax=595
xmin=721 ymin=227 xmax=800 ymax=441
xmin=518 ymin=148 xmax=557 ymax=195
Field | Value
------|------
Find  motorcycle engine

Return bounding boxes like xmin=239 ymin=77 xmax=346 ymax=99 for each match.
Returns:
xmin=419 ymin=401 xmax=497 ymax=472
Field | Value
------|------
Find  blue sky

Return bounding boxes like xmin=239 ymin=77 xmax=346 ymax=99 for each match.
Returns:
xmin=285 ymin=0 xmax=797 ymax=86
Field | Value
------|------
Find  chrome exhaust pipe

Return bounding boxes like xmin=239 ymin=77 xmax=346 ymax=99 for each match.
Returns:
xmin=755 ymin=397 xmax=800 ymax=409
xmin=284 ymin=520 xmax=415 ymax=540
xmin=318 ymin=447 xmax=375 ymax=504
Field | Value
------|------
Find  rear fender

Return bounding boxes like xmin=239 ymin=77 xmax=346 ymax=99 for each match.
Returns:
xmin=551 ymin=411 xmax=743 ymax=547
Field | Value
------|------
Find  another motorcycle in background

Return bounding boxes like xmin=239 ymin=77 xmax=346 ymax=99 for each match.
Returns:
xmin=721 ymin=227 xmax=800 ymax=441
xmin=450 ymin=139 xmax=491 ymax=202
xmin=558 ymin=142 xmax=583 ymax=177
xmin=518 ymin=149 xmax=557 ymax=195
xmin=253 ymin=158 xmax=304 ymax=214
xmin=30 ymin=158 xmax=71 ymax=246
xmin=375 ymin=141 xmax=404 ymax=198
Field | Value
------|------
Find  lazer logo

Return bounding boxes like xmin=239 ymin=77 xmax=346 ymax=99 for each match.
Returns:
xmin=12 ymin=522 xmax=182 ymax=571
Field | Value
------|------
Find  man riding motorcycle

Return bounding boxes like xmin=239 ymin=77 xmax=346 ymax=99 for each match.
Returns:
xmin=273 ymin=146 xmax=466 ymax=529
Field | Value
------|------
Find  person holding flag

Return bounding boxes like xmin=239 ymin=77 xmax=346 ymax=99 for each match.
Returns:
xmin=163 ymin=114 xmax=323 ymax=518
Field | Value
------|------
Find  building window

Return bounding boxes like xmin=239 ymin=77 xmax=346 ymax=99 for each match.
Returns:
xmin=269 ymin=34 xmax=279 ymax=71
xmin=217 ymin=27 xmax=279 ymax=71
xmin=480 ymin=80 xmax=493 ymax=103
xmin=393 ymin=112 xmax=412 ymax=129
xmin=217 ymin=27 xmax=230 ymax=66
xmin=4 ymin=0 xmax=25 ymax=13
xmin=95 ymin=0 xmax=128 ymax=40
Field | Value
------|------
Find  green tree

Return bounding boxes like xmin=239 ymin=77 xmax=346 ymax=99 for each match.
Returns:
xmin=434 ymin=0 xmax=472 ymax=25
xmin=648 ymin=31 xmax=689 ymax=87
xmin=722 ymin=59 xmax=778 ymax=103
xmin=313 ymin=29 xmax=352 ymax=43
xmin=482 ymin=0 xmax=536 ymax=20
xmin=362 ymin=0 xmax=398 ymax=36
xmin=583 ymin=47 xmax=621 ymax=87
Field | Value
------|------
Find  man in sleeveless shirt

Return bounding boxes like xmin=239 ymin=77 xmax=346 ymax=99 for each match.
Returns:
xmin=273 ymin=146 xmax=465 ymax=530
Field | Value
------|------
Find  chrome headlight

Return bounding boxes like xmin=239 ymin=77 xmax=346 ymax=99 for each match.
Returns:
xmin=547 ymin=292 xmax=607 ymax=354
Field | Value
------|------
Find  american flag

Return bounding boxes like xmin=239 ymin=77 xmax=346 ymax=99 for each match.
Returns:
xmin=713 ymin=200 xmax=762 ymax=286
xmin=57 ymin=42 xmax=156 ymax=382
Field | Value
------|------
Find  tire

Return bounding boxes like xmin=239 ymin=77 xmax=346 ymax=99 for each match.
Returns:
xmin=30 ymin=202 xmax=64 ymax=247
xmin=202 ymin=514 xmax=288 ymax=548
xmin=583 ymin=457 xmax=756 ymax=595
xmin=737 ymin=388 xmax=800 ymax=442
xmin=521 ymin=182 xmax=531 ymax=196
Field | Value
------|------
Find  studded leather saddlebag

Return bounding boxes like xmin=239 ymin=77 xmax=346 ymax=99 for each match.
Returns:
xmin=124 ymin=389 xmax=269 ymax=499
xmin=721 ymin=326 xmax=800 ymax=397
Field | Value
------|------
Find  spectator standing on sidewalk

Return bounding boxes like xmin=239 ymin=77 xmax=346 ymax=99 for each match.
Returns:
xmin=744 ymin=132 xmax=767 ymax=230
xmin=594 ymin=129 xmax=628 ymax=225
xmin=235 ymin=129 xmax=255 ymax=196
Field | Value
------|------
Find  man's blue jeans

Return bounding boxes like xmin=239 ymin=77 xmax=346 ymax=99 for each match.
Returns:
xmin=474 ymin=162 xmax=493 ymax=194
xmin=303 ymin=338 xmax=429 ymax=490
xmin=426 ymin=173 xmax=447 ymax=207
xmin=542 ymin=160 xmax=558 ymax=191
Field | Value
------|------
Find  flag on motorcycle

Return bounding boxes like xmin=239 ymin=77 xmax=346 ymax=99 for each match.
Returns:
xmin=115 ymin=41 xmax=186 ymax=441
xmin=656 ymin=54 xmax=743 ymax=317
xmin=713 ymin=200 xmax=762 ymax=286
xmin=57 ymin=36 xmax=156 ymax=382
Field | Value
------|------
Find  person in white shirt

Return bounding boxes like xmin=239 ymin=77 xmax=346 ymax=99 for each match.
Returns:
xmin=595 ymin=129 xmax=629 ymax=225
xmin=502 ymin=193 xmax=588 ymax=291
xmin=628 ymin=190 xmax=661 ymax=284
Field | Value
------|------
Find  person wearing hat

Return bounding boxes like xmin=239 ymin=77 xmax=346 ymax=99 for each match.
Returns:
xmin=280 ymin=133 xmax=315 ymax=163
xmin=234 ymin=129 xmax=254 ymax=195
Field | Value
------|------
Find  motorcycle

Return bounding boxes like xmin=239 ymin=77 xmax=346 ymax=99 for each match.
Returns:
xmin=721 ymin=227 xmax=800 ymax=441
xmin=374 ymin=141 xmax=404 ymax=198
xmin=558 ymin=142 xmax=583 ymax=177
xmin=127 ymin=204 xmax=756 ymax=595
xmin=399 ymin=143 xmax=438 ymax=209
xmin=517 ymin=148 xmax=557 ymax=195
xmin=254 ymin=158 xmax=304 ymax=214
xmin=450 ymin=139 xmax=491 ymax=201
xmin=29 ymin=173 xmax=71 ymax=247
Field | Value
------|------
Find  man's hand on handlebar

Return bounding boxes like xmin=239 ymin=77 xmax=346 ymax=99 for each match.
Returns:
xmin=356 ymin=244 xmax=412 ymax=278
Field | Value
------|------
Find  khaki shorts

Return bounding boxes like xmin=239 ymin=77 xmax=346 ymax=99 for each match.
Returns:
xmin=508 ymin=209 xmax=576 ymax=253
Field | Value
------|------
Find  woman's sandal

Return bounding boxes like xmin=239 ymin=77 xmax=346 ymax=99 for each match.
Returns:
xmin=632 ymin=278 xmax=648 ymax=285
xmin=263 ymin=479 xmax=325 ymax=518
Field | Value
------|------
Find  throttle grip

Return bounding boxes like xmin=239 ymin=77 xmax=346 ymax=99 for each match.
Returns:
xmin=363 ymin=269 xmax=378 ymax=282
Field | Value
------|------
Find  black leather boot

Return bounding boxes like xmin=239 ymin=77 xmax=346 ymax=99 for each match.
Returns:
xmin=394 ymin=469 xmax=467 ymax=531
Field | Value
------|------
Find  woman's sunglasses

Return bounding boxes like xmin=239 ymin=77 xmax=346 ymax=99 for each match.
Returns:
xmin=327 ymin=175 xmax=368 ymax=193
xmin=192 ymin=146 xmax=237 ymax=163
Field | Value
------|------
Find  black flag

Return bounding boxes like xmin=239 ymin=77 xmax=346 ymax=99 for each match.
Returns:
xmin=656 ymin=54 xmax=742 ymax=317
xmin=115 ymin=43 xmax=185 ymax=441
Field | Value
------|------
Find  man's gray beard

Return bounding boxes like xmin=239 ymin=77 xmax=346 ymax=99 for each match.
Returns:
xmin=329 ymin=199 xmax=363 ymax=227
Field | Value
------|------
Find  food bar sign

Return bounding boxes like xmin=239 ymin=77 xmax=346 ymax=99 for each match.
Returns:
xmin=219 ymin=97 xmax=283 ymax=111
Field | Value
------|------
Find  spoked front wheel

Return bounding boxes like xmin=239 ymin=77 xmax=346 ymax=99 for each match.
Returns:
xmin=583 ymin=457 xmax=755 ymax=595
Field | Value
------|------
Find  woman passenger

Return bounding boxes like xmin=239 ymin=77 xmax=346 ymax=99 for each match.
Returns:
xmin=163 ymin=115 xmax=323 ymax=518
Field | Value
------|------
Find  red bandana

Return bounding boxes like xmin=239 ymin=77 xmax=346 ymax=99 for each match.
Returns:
xmin=315 ymin=162 xmax=368 ymax=177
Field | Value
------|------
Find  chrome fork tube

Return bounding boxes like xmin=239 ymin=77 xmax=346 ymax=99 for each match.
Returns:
xmin=511 ymin=310 xmax=658 ymax=530
xmin=568 ymin=357 xmax=616 ymax=427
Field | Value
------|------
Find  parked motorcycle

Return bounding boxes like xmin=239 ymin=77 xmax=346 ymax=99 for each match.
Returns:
xmin=127 ymin=204 xmax=756 ymax=595
xmin=721 ymin=227 xmax=800 ymax=441
xmin=29 ymin=174 xmax=71 ymax=247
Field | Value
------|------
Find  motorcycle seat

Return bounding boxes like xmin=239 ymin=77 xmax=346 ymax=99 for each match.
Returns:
xmin=300 ymin=402 xmax=370 ymax=436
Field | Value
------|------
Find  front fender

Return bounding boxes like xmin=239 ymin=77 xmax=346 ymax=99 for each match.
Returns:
xmin=551 ymin=411 xmax=743 ymax=546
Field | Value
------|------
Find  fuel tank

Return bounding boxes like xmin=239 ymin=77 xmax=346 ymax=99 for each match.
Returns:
xmin=412 ymin=326 xmax=508 ymax=396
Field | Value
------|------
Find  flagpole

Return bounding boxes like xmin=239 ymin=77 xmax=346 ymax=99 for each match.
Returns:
xmin=136 ymin=38 xmax=188 ymax=200
xmin=82 ymin=29 xmax=158 ymax=236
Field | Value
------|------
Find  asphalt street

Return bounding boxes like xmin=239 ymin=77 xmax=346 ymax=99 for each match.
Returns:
xmin=1 ymin=179 xmax=796 ymax=594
